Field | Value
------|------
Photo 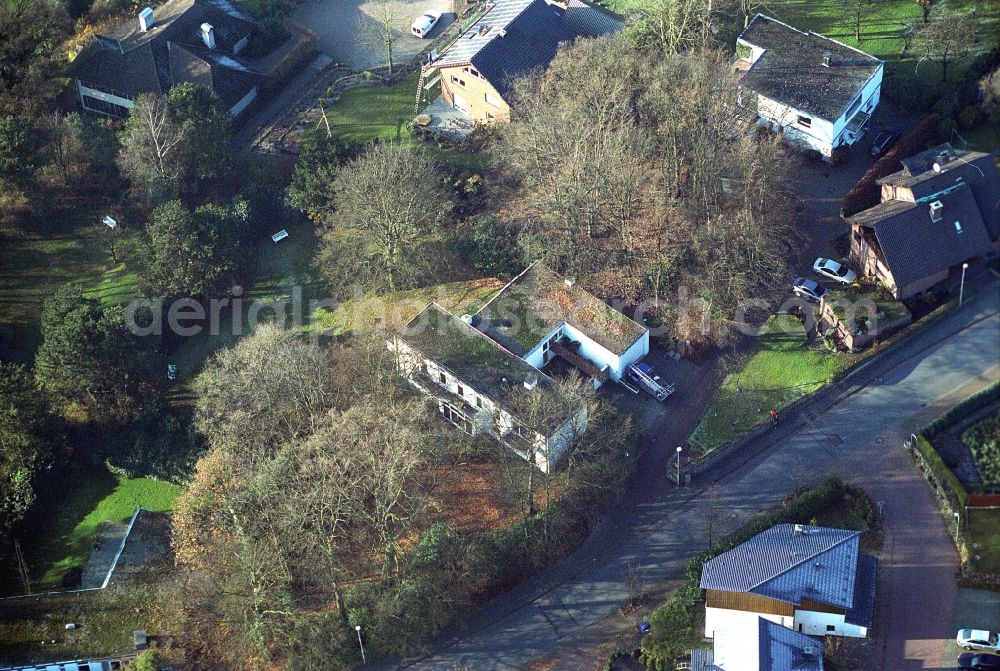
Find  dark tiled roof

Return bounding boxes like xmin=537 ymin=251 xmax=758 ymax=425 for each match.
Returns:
xmin=562 ymin=0 xmax=624 ymax=38
xmin=846 ymin=554 xmax=877 ymax=628
xmin=435 ymin=0 xmax=576 ymax=99
xmin=737 ymin=14 xmax=882 ymax=122
xmin=400 ymin=303 xmax=573 ymax=431
xmin=849 ymin=186 xmax=993 ymax=288
xmin=711 ymin=618 xmax=824 ymax=671
xmin=67 ymin=0 xmax=261 ymax=106
xmin=700 ymin=524 xmax=861 ymax=610
xmin=880 ymin=146 xmax=1000 ymax=241
xmin=474 ymin=262 xmax=647 ymax=357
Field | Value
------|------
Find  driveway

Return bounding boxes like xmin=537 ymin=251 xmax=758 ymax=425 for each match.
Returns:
xmin=390 ymin=280 xmax=1000 ymax=671
xmin=291 ymin=0 xmax=455 ymax=71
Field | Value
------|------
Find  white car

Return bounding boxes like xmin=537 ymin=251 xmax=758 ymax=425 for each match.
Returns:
xmin=958 ymin=629 xmax=1000 ymax=652
xmin=813 ymin=257 xmax=858 ymax=284
xmin=411 ymin=10 xmax=442 ymax=37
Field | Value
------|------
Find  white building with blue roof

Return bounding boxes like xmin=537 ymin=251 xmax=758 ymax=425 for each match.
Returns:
xmin=690 ymin=616 xmax=826 ymax=671
xmin=700 ymin=524 xmax=877 ymax=639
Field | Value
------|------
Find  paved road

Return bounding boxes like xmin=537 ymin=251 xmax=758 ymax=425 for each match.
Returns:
xmin=396 ymin=282 xmax=1000 ymax=671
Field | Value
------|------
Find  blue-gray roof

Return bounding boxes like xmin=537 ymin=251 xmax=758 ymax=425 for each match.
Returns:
xmin=846 ymin=554 xmax=877 ymax=628
xmin=562 ymin=0 xmax=625 ymax=37
xmin=700 ymin=524 xmax=861 ymax=610
xmin=434 ymin=0 xmax=576 ymax=98
xmin=710 ymin=617 xmax=824 ymax=671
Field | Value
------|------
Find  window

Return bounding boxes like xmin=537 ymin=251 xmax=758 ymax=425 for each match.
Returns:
xmin=826 ymin=625 xmax=836 ymax=632
xmin=955 ymin=221 xmax=963 ymax=234
xmin=853 ymin=231 xmax=862 ymax=244
xmin=464 ymin=66 xmax=481 ymax=78
xmin=442 ymin=404 xmax=472 ymax=433
xmin=485 ymin=92 xmax=503 ymax=108
xmin=476 ymin=396 xmax=483 ymax=409
xmin=439 ymin=372 xmax=447 ymax=384
xmin=843 ymin=93 xmax=863 ymax=121
xmin=797 ymin=115 xmax=812 ymax=128
xmin=450 ymin=75 xmax=466 ymax=88
xmin=457 ymin=384 xmax=464 ymax=397
xmin=486 ymin=111 xmax=495 ymax=120
xmin=81 ymin=94 xmax=130 ymax=118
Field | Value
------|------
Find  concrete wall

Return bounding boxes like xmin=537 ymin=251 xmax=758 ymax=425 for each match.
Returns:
xmin=619 ymin=330 xmax=650 ymax=376
xmin=440 ymin=65 xmax=511 ymax=123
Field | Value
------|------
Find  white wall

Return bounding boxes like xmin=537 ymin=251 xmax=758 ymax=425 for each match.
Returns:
xmin=619 ymin=330 xmax=649 ymax=375
xmin=228 ymin=86 xmax=258 ymax=116
xmin=794 ymin=609 xmax=867 ymax=638
xmin=831 ymin=64 xmax=883 ymax=147
xmin=705 ymin=607 xmax=793 ymax=638
xmin=756 ymin=93 xmax=836 ymax=156
xmin=522 ymin=324 xmax=563 ymax=370
xmin=561 ymin=322 xmax=620 ymax=379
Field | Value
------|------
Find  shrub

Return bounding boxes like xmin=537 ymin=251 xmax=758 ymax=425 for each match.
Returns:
xmin=841 ymin=113 xmax=941 ymax=217
xmin=962 ymin=411 xmax=1000 ymax=486
xmin=133 ymin=651 xmax=162 ymax=671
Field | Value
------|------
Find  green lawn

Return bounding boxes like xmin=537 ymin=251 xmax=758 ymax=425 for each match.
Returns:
xmin=317 ymin=70 xmax=423 ymax=147
xmin=22 ymin=467 xmax=179 ymax=591
xmin=968 ymin=508 xmax=1000 ymax=574
xmin=689 ymin=314 xmax=845 ymax=454
xmin=0 ymin=214 xmax=140 ymax=356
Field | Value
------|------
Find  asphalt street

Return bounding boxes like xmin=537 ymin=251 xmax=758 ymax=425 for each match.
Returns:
xmin=396 ymin=281 xmax=1000 ymax=671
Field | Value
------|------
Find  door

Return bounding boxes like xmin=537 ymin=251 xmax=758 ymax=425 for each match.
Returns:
xmin=453 ymin=93 xmax=469 ymax=113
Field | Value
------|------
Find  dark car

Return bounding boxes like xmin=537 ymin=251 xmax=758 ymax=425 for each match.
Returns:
xmin=959 ymin=653 xmax=1000 ymax=670
xmin=870 ymin=128 xmax=899 ymax=157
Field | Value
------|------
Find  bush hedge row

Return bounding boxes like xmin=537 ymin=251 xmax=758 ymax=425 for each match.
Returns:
xmin=923 ymin=381 xmax=1000 ymax=439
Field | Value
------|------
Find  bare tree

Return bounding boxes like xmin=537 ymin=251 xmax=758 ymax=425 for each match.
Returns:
xmin=194 ymin=323 xmax=334 ymax=470
xmin=907 ymin=8 xmax=977 ymax=82
xmin=366 ymin=0 xmax=401 ymax=74
xmin=627 ymin=0 xmax=712 ymax=54
xmin=322 ymin=143 xmax=453 ymax=292
xmin=840 ymin=0 xmax=878 ymax=41
xmin=116 ymin=93 xmax=187 ymax=205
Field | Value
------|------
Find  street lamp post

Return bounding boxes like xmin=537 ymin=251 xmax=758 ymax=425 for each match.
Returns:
xmin=676 ymin=446 xmax=683 ymax=487
xmin=356 ymin=625 xmax=366 ymax=665
xmin=953 ymin=511 xmax=961 ymax=534
xmin=959 ymin=262 xmax=969 ymax=306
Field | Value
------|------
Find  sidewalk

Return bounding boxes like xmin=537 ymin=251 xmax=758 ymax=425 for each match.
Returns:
xmin=391 ymin=282 xmax=1000 ymax=670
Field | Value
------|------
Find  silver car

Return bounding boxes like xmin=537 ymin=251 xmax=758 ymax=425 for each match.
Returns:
xmin=792 ymin=277 xmax=828 ymax=303
xmin=813 ymin=257 xmax=858 ymax=284
xmin=958 ymin=629 xmax=1000 ymax=652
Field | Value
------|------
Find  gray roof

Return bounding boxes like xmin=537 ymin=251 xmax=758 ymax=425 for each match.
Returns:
xmin=66 ymin=0 xmax=262 ymax=107
xmin=700 ymin=524 xmax=861 ymax=610
xmin=849 ymin=184 xmax=993 ymax=289
xmin=562 ymin=0 xmax=625 ymax=37
xmin=400 ymin=303 xmax=573 ymax=431
xmin=737 ymin=14 xmax=882 ymax=122
xmin=709 ymin=617 xmax=825 ymax=671
xmin=880 ymin=145 xmax=1000 ymax=241
xmin=474 ymin=262 xmax=647 ymax=357
xmin=845 ymin=554 xmax=877 ymax=628
xmin=434 ymin=0 xmax=576 ymax=98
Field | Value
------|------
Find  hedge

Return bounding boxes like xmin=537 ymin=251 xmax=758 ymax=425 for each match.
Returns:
xmin=841 ymin=113 xmax=942 ymax=217
xmin=923 ymin=381 xmax=1000 ymax=439
xmin=912 ymin=435 xmax=969 ymax=509
xmin=641 ymin=478 xmax=849 ymax=664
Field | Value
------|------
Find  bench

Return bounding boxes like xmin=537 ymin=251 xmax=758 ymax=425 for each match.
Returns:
xmin=271 ymin=229 xmax=289 ymax=243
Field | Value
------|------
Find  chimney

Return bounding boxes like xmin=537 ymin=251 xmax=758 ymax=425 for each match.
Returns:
xmin=564 ymin=277 xmax=576 ymax=288
xmin=821 ymin=51 xmax=831 ymax=67
xmin=201 ymin=23 xmax=216 ymax=49
xmin=929 ymin=200 xmax=943 ymax=223
xmin=460 ymin=313 xmax=473 ymax=325
xmin=523 ymin=373 xmax=538 ymax=391
xmin=139 ymin=7 xmax=154 ymax=31
xmin=793 ymin=524 xmax=805 ymax=536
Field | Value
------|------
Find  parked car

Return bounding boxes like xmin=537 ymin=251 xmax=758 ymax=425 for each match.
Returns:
xmin=959 ymin=629 xmax=1000 ymax=652
xmin=792 ymin=277 xmax=829 ymax=303
xmin=411 ymin=10 xmax=442 ymax=37
xmin=869 ymin=128 xmax=899 ymax=157
xmin=813 ymin=257 xmax=858 ymax=284
xmin=959 ymin=653 xmax=1000 ymax=670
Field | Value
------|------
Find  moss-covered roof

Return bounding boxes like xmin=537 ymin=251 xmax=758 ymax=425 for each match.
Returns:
xmin=474 ymin=262 xmax=647 ymax=356
xmin=823 ymin=283 xmax=911 ymax=326
xmin=400 ymin=303 xmax=573 ymax=430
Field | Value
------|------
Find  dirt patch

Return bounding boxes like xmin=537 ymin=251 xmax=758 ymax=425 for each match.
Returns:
xmin=428 ymin=461 xmax=521 ymax=534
